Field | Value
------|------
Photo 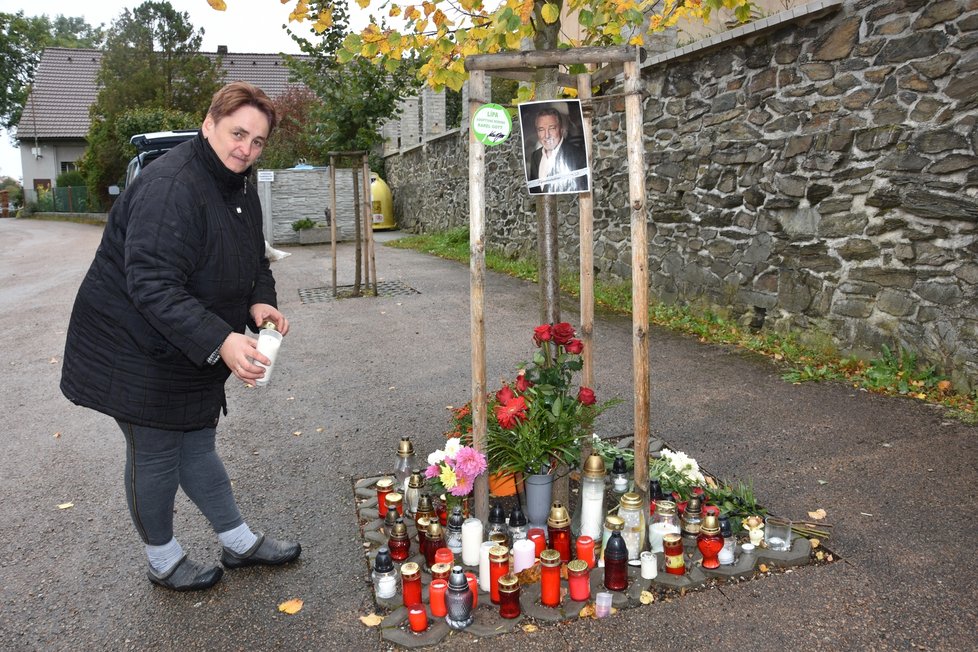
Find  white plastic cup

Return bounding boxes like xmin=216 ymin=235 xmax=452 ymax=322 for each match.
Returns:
xmin=254 ymin=328 xmax=283 ymax=386
xmin=595 ymin=591 xmax=613 ymax=618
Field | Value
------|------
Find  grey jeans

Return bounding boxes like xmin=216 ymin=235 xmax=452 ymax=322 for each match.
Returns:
xmin=118 ymin=421 xmax=244 ymax=545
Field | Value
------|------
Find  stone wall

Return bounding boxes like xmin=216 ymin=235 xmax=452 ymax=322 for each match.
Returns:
xmin=384 ymin=0 xmax=978 ymax=390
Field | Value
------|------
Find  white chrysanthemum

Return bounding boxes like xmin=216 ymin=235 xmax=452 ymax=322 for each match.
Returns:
xmin=444 ymin=437 xmax=462 ymax=458
xmin=427 ymin=449 xmax=447 ymax=465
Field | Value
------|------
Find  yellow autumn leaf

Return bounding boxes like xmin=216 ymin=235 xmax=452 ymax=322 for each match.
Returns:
xmin=278 ymin=598 xmax=304 ymax=614
xmin=579 ymin=603 xmax=596 ymax=618
xmin=317 ymin=8 xmax=334 ymax=28
xmin=809 ymin=538 xmax=821 ymax=549
xmin=758 ymin=563 xmax=769 ymax=573
xmin=815 ymin=550 xmax=825 ymax=561
xmin=360 ymin=612 xmax=384 ymax=627
xmin=207 ymin=0 xmax=227 ymax=10
xmin=807 ymin=508 xmax=827 ymax=520
xmin=293 ymin=430 xmax=302 ymax=436
xmin=628 ymin=34 xmax=644 ymax=46
xmin=53 ymin=432 xmax=61 ymax=438
xmin=521 ymin=623 xmax=539 ymax=633
xmin=541 ymin=2 xmax=560 ymax=23
xmin=937 ymin=380 xmax=951 ymax=392
xmin=640 ymin=590 xmax=654 ymax=604
xmin=57 ymin=502 xmax=74 ymax=509
xmin=356 ymin=0 xmax=371 ymax=8
xmin=389 ymin=4 xmax=402 ymax=17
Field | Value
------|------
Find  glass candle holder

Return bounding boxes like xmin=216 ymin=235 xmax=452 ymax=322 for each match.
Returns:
xmin=407 ymin=604 xmax=427 ymax=632
xmin=376 ymin=477 xmax=394 ymax=517
xmin=765 ymin=516 xmax=792 ymax=551
xmin=388 ymin=520 xmax=411 ymax=562
xmin=567 ymin=559 xmax=590 ymax=602
xmin=595 ymin=591 xmax=613 ymax=618
xmin=603 ymin=531 xmax=629 ymax=591
xmin=488 ymin=545 xmax=510 ymax=604
xmin=540 ymin=549 xmax=562 ymax=607
xmin=401 ymin=562 xmax=422 ymax=607
xmin=385 ymin=492 xmax=404 ymax=517
xmin=429 ymin=579 xmax=448 ymax=617
xmin=498 ymin=573 xmax=521 ymax=619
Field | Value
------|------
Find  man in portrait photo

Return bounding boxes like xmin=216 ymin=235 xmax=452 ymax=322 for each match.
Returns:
xmin=521 ymin=100 xmax=591 ymax=195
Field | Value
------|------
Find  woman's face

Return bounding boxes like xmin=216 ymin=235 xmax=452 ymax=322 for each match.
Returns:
xmin=202 ymin=105 xmax=270 ymax=174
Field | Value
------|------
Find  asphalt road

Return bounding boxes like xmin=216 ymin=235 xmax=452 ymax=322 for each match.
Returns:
xmin=0 ymin=218 xmax=975 ymax=651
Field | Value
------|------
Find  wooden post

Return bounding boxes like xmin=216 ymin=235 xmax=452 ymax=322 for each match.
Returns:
xmin=577 ymin=71 xmax=596 ymax=469
xmin=468 ymin=70 xmax=489 ymax=525
xmin=329 ymin=156 xmax=338 ymax=297
xmin=352 ymin=168 xmax=362 ymax=297
xmin=363 ymin=153 xmax=378 ymax=296
xmin=624 ymin=58 xmax=650 ymax=502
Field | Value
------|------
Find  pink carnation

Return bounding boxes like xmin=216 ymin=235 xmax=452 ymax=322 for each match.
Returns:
xmin=453 ymin=446 xmax=487 ymax=483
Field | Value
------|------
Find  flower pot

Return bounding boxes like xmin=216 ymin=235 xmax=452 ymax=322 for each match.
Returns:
xmin=298 ymin=226 xmax=328 ymax=244
xmin=523 ymin=473 xmax=555 ymax=527
xmin=489 ymin=471 xmax=521 ymax=497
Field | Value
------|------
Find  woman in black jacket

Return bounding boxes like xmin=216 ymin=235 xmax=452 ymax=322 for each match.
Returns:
xmin=61 ymin=81 xmax=300 ymax=591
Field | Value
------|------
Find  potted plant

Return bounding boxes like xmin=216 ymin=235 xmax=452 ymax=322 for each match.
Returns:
xmin=292 ymin=217 xmax=328 ymax=244
xmin=486 ymin=322 xmax=619 ymax=524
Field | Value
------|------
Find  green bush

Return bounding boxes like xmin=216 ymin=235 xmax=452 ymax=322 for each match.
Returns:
xmin=292 ymin=218 xmax=318 ymax=231
xmin=56 ymin=170 xmax=86 ymax=187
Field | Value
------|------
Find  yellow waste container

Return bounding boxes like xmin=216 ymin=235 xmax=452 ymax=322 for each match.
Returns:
xmin=370 ymin=174 xmax=396 ymax=230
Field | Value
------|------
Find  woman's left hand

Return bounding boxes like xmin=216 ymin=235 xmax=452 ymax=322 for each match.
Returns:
xmin=251 ymin=303 xmax=289 ymax=335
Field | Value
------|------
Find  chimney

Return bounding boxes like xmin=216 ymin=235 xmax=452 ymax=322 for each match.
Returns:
xmin=217 ymin=45 xmax=228 ymax=54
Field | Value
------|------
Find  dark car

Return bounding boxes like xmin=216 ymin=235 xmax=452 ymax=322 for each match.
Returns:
xmin=123 ymin=129 xmax=198 ymax=188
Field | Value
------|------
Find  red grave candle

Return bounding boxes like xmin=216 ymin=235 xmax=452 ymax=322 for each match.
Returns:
xmin=434 ymin=548 xmax=454 ymax=566
xmin=567 ymin=559 xmax=590 ymax=601
xmin=540 ymin=549 xmax=562 ymax=607
xmin=465 ymin=571 xmax=479 ymax=609
xmin=488 ymin=545 xmax=509 ymax=604
xmin=407 ymin=604 xmax=428 ymax=632
xmin=575 ymin=535 xmax=595 ymax=569
xmin=527 ymin=528 xmax=546 ymax=557
xmin=376 ymin=478 xmax=394 ymax=517
xmin=498 ymin=573 xmax=521 ymax=619
xmin=401 ymin=562 xmax=422 ymax=607
xmin=428 ymin=579 xmax=448 ymax=617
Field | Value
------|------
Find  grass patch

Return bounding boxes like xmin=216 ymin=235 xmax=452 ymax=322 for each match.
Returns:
xmin=387 ymin=228 xmax=977 ymax=422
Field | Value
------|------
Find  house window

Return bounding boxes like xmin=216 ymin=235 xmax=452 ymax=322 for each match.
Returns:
xmin=60 ymin=161 xmax=77 ymax=173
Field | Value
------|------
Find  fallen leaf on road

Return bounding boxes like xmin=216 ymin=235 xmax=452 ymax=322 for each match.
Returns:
xmin=57 ymin=502 xmax=74 ymax=509
xmin=359 ymin=613 xmax=383 ymax=627
xmin=759 ymin=563 xmax=769 ymax=573
xmin=286 ymin=396 xmax=295 ymax=401
xmin=316 ymin=427 xmax=324 ymax=433
xmin=809 ymin=538 xmax=821 ymax=549
xmin=640 ymin=590 xmax=654 ymax=605
xmin=49 ymin=357 xmax=58 ymax=364
xmin=521 ymin=623 xmax=538 ymax=633
xmin=817 ymin=480 xmax=828 ymax=485
xmin=881 ymin=442 xmax=892 ymax=448
xmin=815 ymin=550 xmax=825 ymax=561
xmin=278 ymin=598 xmax=303 ymax=615
xmin=53 ymin=432 xmax=61 ymax=438
xmin=937 ymin=380 xmax=951 ymax=393
xmin=292 ymin=430 xmax=302 ymax=436
xmin=807 ymin=508 xmax=827 ymax=520
xmin=578 ymin=603 xmax=595 ymax=619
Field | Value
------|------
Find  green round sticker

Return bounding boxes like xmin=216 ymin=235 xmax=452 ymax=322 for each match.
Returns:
xmin=471 ymin=103 xmax=512 ymax=146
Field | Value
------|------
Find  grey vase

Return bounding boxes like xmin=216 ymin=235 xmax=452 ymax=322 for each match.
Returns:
xmin=523 ymin=473 xmax=554 ymax=527
xmin=444 ymin=566 xmax=473 ymax=629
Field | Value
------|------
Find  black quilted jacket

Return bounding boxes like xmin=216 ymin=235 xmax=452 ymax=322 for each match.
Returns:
xmin=60 ymin=133 xmax=277 ymax=430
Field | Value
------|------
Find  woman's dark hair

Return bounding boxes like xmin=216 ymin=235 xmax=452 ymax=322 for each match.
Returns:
xmin=207 ymin=81 xmax=278 ymax=135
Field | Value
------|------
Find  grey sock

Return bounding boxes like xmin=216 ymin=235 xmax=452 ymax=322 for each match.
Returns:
xmin=146 ymin=537 xmax=184 ymax=574
xmin=218 ymin=522 xmax=258 ymax=554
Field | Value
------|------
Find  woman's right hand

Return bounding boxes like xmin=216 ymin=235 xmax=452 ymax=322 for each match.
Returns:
xmin=219 ymin=332 xmax=269 ymax=383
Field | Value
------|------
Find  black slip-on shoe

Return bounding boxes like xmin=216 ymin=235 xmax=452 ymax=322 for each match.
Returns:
xmin=147 ymin=555 xmax=223 ymax=592
xmin=220 ymin=532 xmax=301 ymax=569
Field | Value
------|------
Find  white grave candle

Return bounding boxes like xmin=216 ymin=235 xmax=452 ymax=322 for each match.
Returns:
xmin=461 ymin=517 xmax=483 ymax=566
xmin=478 ymin=541 xmax=495 ymax=592
xmin=640 ymin=550 xmax=658 ymax=579
xmin=512 ymin=539 xmax=536 ymax=573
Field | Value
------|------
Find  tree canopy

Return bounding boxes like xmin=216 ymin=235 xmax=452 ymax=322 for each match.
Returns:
xmin=0 ymin=11 xmax=103 ymax=129
xmin=214 ymin=0 xmax=754 ymax=91
xmin=81 ymin=1 xmax=221 ymax=200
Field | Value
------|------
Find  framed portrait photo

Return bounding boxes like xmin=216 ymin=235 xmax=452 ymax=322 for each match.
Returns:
xmin=519 ymin=99 xmax=591 ymax=195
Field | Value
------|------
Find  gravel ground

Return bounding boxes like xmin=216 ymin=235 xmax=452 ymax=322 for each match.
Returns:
xmin=0 ymin=218 xmax=975 ymax=651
